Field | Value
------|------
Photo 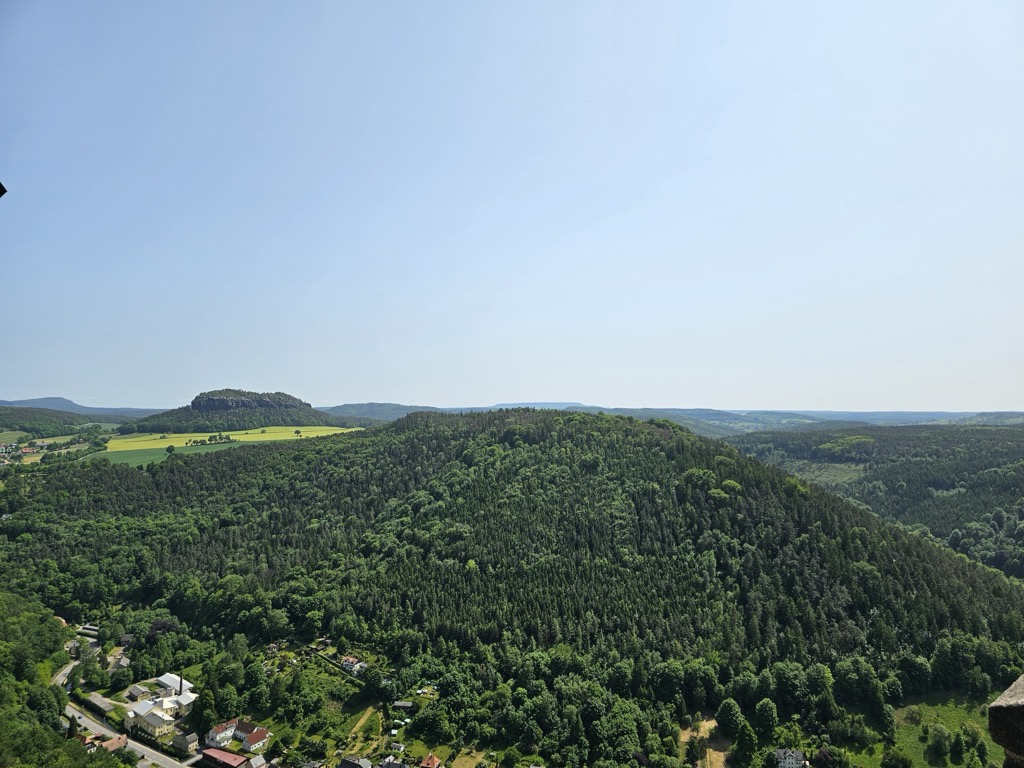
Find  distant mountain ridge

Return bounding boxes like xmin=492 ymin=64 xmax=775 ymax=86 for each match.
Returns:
xmin=321 ymin=402 xmax=996 ymax=436
xmin=7 ymin=394 xmax=1015 ymax=435
xmin=0 ymin=397 xmax=162 ymax=419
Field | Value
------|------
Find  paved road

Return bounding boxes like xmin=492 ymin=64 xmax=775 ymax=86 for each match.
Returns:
xmin=55 ymin=661 xmax=204 ymax=768
xmin=63 ymin=703 xmax=198 ymax=768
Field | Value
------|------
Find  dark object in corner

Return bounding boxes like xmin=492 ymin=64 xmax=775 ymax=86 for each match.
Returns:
xmin=0 ymin=181 xmax=6 ymax=198
xmin=989 ymin=674 xmax=1024 ymax=768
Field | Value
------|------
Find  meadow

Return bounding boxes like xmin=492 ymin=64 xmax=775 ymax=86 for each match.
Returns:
xmin=81 ymin=426 xmax=360 ymax=465
xmin=106 ymin=425 xmax=359 ymax=451
xmin=852 ymin=693 xmax=1003 ymax=768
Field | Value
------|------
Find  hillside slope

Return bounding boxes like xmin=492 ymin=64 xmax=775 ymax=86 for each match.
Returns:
xmin=3 ymin=410 xmax=1022 ymax=767
xmin=4 ymin=411 xmax=1022 ymax=662
xmin=0 ymin=405 xmax=107 ymax=438
xmin=729 ymin=424 xmax=1024 ymax=578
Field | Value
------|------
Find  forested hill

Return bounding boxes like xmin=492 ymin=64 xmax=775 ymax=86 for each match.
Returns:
xmin=728 ymin=424 xmax=1024 ymax=579
xmin=3 ymin=410 xmax=1023 ymax=667
xmin=0 ymin=405 xmax=108 ymax=438
xmin=119 ymin=388 xmax=365 ymax=433
xmin=4 ymin=409 xmax=1024 ymax=767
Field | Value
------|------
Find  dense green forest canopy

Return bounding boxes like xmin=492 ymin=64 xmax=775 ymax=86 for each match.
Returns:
xmin=729 ymin=425 xmax=1024 ymax=578
xmin=0 ymin=406 xmax=111 ymax=439
xmin=119 ymin=389 xmax=368 ymax=433
xmin=3 ymin=411 xmax=1023 ymax=767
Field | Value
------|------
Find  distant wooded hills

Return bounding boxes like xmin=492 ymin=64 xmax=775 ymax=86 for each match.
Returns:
xmin=0 ymin=406 xmax=109 ymax=439
xmin=5 ymin=393 xmax=1022 ymax=437
xmin=320 ymin=402 xmax=1001 ymax=436
xmin=0 ymin=397 xmax=160 ymax=419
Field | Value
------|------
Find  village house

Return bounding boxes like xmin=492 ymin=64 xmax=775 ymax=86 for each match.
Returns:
xmin=232 ymin=720 xmax=271 ymax=751
xmin=206 ymin=717 xmax=239 ymax=747
xmin=75 ymin=734 xmax=99 ymax=753
xmin=135 ymin=708 xmax=175 ymax=738
xmin=100 ymin=734 xmax=128 ymax=752
xmin=172 ymin=732 xmax=199 ymax=755
xmin=776 ymin=749 xmax=807 ymax=768
xmin=340 ymin=757 xmax=372 ymax=768
xmin=240 ymin=726 xmax=271 ymax=752
xmin=128 ymin=687 xmax=196 ymax=722
xmin=128 ymin=684 xmax=150 ymax=700
xmin=201 ymin=748 xmax=249 ymax=768
xmin=422 ymin=754 xmax=442 ymax=768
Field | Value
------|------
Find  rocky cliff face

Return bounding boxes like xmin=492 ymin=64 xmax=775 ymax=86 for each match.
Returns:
xmin=190 ymin=390 xmax=311 ymax=412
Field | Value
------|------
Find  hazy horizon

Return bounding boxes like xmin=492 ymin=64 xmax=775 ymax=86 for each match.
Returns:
xmin=0 ymin=391 xmax=1000 ymax=415
xmin=3 ymin=2 xmax=1023 ymax=411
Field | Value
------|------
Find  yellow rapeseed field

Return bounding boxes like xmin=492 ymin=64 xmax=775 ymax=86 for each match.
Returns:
xmin=106 ymin=425 xmax=359 ymax=451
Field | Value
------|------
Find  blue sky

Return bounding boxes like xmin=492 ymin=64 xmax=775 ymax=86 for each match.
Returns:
xmin=2 ymin=2 xmax=1023 ymax=410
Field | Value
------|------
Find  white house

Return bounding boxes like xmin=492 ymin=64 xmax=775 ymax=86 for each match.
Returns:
xmin=776 ymin=749 xmax=807 ymax=768
xmin=206 ymin=718 xmax=238 ymax=748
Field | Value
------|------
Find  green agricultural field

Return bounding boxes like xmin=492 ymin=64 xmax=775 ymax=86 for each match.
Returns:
xmin=106 ymin=425 xmax=359 ymax=452
xmin=90 ymin=442 xmax=241 ymax=465
xmin=0 ymin=431 xmax=27 ymax=443
xmin=92 ymin=426 xmax=360 ymax=465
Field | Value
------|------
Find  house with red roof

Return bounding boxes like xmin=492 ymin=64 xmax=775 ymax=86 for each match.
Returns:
xmin=205 ymin=717 xmax=239 ymax=747
xmin=241 ymin=726 xmax=271 ymax=752
xmin=201 ymin=748 xmax=249 ymax=768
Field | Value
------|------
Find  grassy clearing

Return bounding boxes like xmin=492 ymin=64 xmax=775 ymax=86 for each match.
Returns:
xmin=451 ymin=749 xmax=488 ymax=768
xmin=852 ymin=693 xmax=1001 ymax=768
xmin=0 ymin=431 xmax=27 ymax=443
xmin=784 ymin=459 xmax=867 ymax=486
xmin=680 ymin=718 xmax=727 ymax=768
xmin=345 ymin=707 xmax=381 ymax=755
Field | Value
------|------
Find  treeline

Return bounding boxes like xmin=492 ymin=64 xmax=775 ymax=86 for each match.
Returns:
xmin=2 ymin=411 xmax=1024 ymax=766
xmin=729 ymin=425 xmax=1024 ymax=578
xmin=0 ymin=406 xmax=106 ymax=439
